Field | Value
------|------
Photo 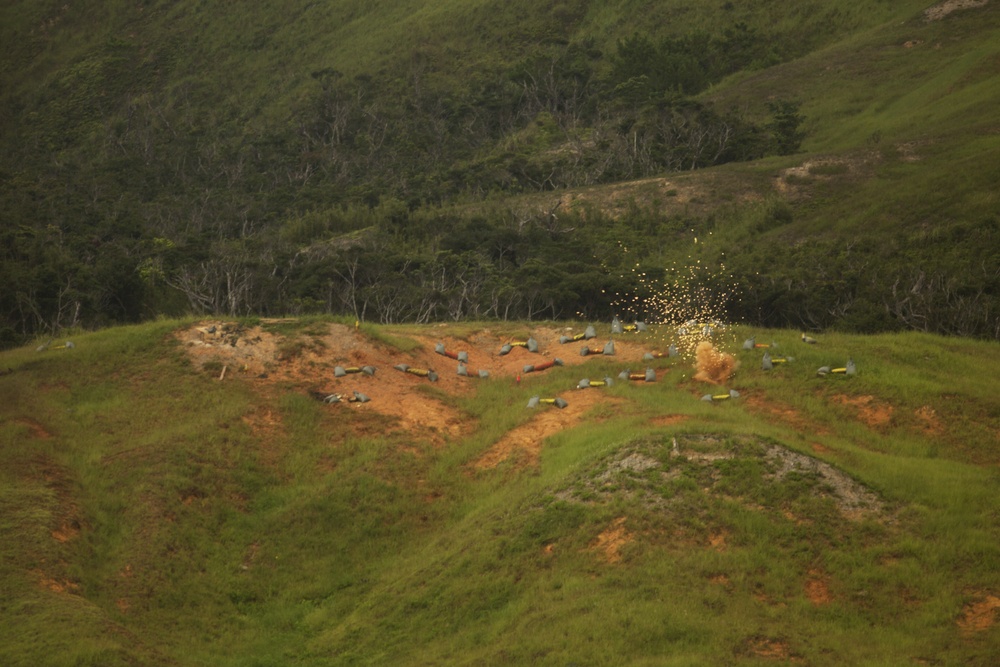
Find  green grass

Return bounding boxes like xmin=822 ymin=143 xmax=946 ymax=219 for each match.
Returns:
xmin=1 ymin=319 xmax=998 ymax=665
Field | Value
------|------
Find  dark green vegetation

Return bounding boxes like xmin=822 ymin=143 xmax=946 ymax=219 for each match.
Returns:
xmin=1 ymin=318 xmax=998 ymax=665
xmin=1 ymin=0 xmax=999 ymax=345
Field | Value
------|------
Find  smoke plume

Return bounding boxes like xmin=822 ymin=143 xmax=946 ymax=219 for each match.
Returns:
xmin=692 ymin=341 xmax=738 ymax=385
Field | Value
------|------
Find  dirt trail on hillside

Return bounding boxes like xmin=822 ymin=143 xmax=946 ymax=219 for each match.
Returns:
xmin=177 ymin=321 xmax=657 ymax=448
xmin=473 ymin=390 xmax=620 ymax=470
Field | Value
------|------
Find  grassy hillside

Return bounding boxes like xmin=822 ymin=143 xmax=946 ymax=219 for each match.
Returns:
xmin=1 ymin=317 xmax=998 ymax=665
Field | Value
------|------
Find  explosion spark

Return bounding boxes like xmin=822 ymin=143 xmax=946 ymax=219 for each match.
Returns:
xmin=608 ymin=239 xmax=740 ymax=359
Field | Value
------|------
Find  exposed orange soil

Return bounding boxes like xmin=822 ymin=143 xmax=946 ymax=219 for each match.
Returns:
xmin=708 ymin=530 xmax=729 ymax=551
xmin=36 ymin=571 xmax=80 ymax=595
xmin=957 ymin=593 xmax=1000 ymax=634
xmin=17 ymin=455 xmax=87 ymax=599
xmin=709 ymin=574 xmax=731 ymax=586
xmin=743 ymin=636 xmax=795 ymax=661
xmin=649 ymin=414 xmax=689 ymax=427
xmin=743 ymin=395 xmax=833 ymax=438
xmin=178 ymin=321 xmax=656 ymax=451
xmin=805 ymin=569 xmax=833 ymax=606
xmin=832 ymin=394 xmax=894 ymax=429
xmin=914 ymin=405 xmax=944 ymax=436
xmin=16 ymin=418 xmax=52 ymax=439
xmin=588 ymin=516 xmax=632 ymax=564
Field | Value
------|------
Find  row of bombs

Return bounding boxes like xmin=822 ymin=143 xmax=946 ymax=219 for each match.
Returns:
xmin=323 ymin=356 xmax=853 ymax=407
xmin=531 ymin=371 xmax=746 ymax=407
xmin=333 ymin=351 xmax=852 ymax=379
xmin=527 ymin=367 xmax=658 ymax=409
xmin=744 ymin=337 xmax=856 ymax=376
xmin=755 ymin=350 xmax=858 ymax=376
xmin=504 ymin=319 xmax=648 ymax=355
xmin=506 ymin=332 xmax=682 ymax=360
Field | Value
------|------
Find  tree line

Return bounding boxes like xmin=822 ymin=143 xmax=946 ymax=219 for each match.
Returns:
xmin=3 ymin=21 xmax=997 ymax=345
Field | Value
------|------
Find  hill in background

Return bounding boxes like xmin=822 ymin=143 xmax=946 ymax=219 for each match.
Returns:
xmin=1 ymin=0 xmax=998 ymax=343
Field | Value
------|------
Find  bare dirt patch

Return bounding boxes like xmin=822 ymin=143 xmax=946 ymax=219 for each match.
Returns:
xmin=805 ymin=569 xmax=833 ymax=605
xmin=588 ymin=516 xmax=632 ymax=564
xmin=741 ymin=636 xmax=795 ymax=661
xmin=650 ymin=414 xmax=689 ymax=427
xmin=743 ymin=395 xmax=833 ymax=437
xmin=16 ymin=418 xmax=52 ymax=439
xmin=36 ymin=571 xmax=81 ymax=595
xmin=832 ymin=394 xmax=894 ymax=429
xmin=708 ymin=530 xmax=729 ymax=551
xmin=957 ymin=593 xmax=1000 ymax=635
xmin=554 ymin=176 xmax=700 ymax=219
xmin=37 ymin=456 xmax=84 ymax=544
xmin=774 ymin=153 xmax=880 ymax=198
xmin=914 ymin=405 xmax=944 ymax=436
xmin=810 ymin=442 xmax=833 ymax=454
xmin=710 ymin=573 xmax=731 ymax=587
